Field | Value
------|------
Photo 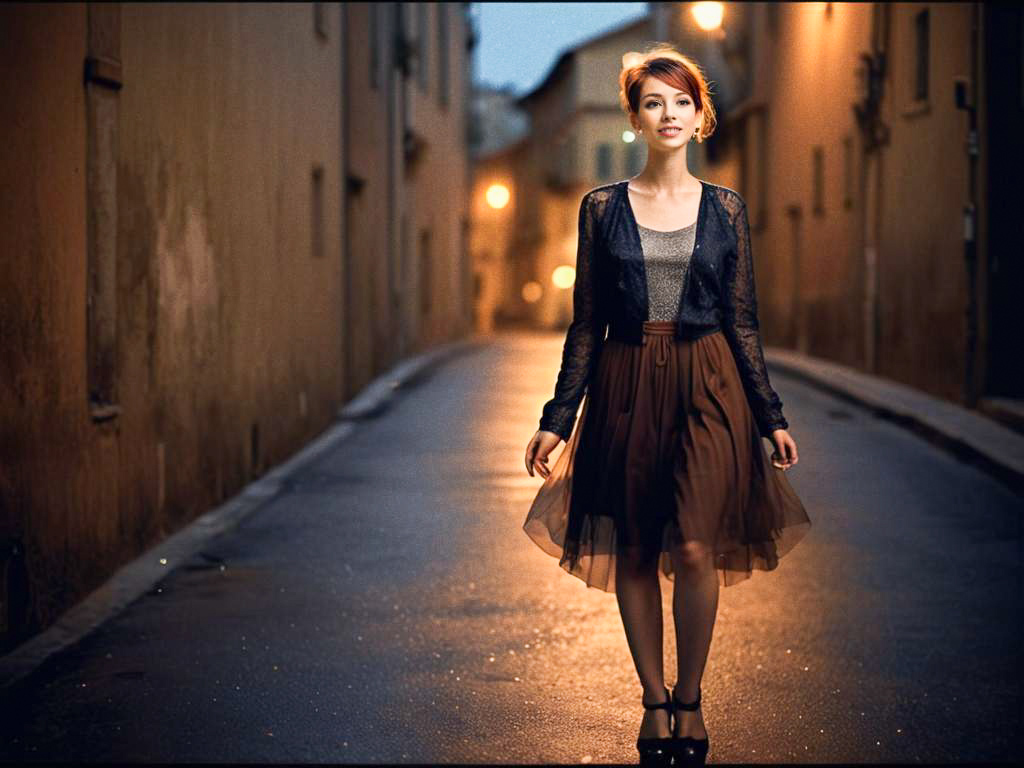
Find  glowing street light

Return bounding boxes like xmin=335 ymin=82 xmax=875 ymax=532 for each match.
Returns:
xmin=521 ymin=281 xmax=543 ymax=303
xmin=622 ymin=129 xmax=637 ymax=143
xmin=485 ymin=183 xmax=511 ymax=209
xmin=691 ymin=1 xmax=724 ymax=31
xmin=551 ymin=265 xmax=576 ymax=290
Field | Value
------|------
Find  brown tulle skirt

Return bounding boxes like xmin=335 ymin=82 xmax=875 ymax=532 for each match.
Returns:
xmin=524 ymin=321 xmax=811 ymax=592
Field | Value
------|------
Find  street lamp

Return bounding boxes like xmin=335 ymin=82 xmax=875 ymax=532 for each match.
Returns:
xmin=485 ymin=183 xmax=510 ymax=209
xmin=690 ymin=2 xmax=724 ymax=32
xmin=551 ymin=265 xmax=575 ymax=290
xmin=521 ymin=281 xmax=543 ymax=303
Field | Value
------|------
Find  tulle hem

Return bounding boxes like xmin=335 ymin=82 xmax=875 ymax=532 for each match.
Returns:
xmin=523 ymin=488 xmax=812 ymax=593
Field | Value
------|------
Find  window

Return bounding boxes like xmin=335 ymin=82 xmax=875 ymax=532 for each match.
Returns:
xmin=85 ymin=3 xmax=122 ymax=421
xmin=842 ymin=136 xmax=853 ymax=209
xmin=420 ymin=228 xmax=433 ymax=316
xmin=417 ymin=4 xmax=428 ymax=91
xmin=566 ymin=135 xmax=578 ymax=182
xmin=460 ymin=216 xmax=470 ymax=309
xmin=251 ymin=423 xmax=261 ymax=477
xmin=811 ymin=145 xmax=824 ymax=216
xmin=625 ymin=141 xmax=645 ymax=176
xmin=766 ymin=3 xmax=779 ymax=39
xmin=437 ymin=2 xmax=450 ymax=108
xmin=392 ymin=211 xmax=404 ymax=314
xmin=554 ymin=135 xmax=577 ymax=186
xmin=370 ymin=3 xmax=379 ymax=90
xmin=738 ymin=118 xmax=749 ymax=198
xmin=311 ymin=165 xmax=325 ymax=259
xmin=704 ymin=118 xmax=732 ymax=164
xmin=914 ymin=9 xmax=929 ymax=101
xmin=314 ymin=2 xmax=328 ymax=40
xmin=754 ymin=109 xmax=769 ymax=229
xmin=596 ymin=143 xmax=614 ymax=181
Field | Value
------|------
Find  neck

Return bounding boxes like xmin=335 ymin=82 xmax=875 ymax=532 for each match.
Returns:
xmin=631 ymin=148 xmax=697 ymax=195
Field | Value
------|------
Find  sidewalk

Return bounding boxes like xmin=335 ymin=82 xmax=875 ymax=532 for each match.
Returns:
xmin=0 ymin=336 xmax=486 ymax=693
xmin=766 ymin=345 xmax=1024 ymax=495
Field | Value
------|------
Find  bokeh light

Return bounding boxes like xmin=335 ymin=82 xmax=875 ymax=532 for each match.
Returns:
xmin=552 ymin=265 xmax=576 ymax=290
xmin=485 ymin=183 xmax=511 ymax=209
xmin=691 ymin=2 xmax=724 ymax=31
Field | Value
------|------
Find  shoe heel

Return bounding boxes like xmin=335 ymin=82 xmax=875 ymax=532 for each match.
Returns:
xmin=670 ymin=687 xmax=709 ymax=765
xmin=636 ymin=686 xmax=674 ymax=766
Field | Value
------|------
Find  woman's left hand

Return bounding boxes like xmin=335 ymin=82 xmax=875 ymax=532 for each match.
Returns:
xmin=769 ymin=428 xmax=798 ymax=470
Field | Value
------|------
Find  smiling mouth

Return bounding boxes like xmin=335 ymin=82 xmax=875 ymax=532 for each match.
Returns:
xmin=658 ymin=127 xmax=681 ymax=135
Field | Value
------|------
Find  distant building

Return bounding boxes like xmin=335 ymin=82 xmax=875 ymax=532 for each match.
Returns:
xmin=656 ymin=2 xmax=1022 ymax=422
xmin=469 ymin=84 xmax=531 ymax=157
xmin=470 ymin=15 xmax=657 ymax=333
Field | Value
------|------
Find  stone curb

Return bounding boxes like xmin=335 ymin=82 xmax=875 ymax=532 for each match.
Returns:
xmin=766 ymin=346 xmax=1024 ymax=496
xmin=0 ymin=337 xmax=484 ymax=692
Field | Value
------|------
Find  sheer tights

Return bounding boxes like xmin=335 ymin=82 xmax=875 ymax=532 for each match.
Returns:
xmin=615 ymin=541 xmax=718 ymax=741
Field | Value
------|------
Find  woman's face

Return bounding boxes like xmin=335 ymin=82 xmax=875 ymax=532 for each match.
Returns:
xmin=630 ymin=75 xmax=702 ymax=148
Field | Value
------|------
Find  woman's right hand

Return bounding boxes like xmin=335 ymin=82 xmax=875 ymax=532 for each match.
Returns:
xmin=525 ymin=430 xmax=563 ymax=479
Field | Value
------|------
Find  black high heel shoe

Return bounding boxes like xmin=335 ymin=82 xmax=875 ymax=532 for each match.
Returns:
xmin=636 ymin=686 xmax=675 ymax=766
xmin=670 ymin=687 xmax=709 ymax=765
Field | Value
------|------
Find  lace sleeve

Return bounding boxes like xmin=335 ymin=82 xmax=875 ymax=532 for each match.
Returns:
xmin=721 ymin=194 xmax=789 ymax=438
xmin=538 ymin=192 xmax=607 ymax=442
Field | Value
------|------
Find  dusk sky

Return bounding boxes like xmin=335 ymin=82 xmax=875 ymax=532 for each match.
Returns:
xmin=470 ymin=2 xmax=649 ymax=97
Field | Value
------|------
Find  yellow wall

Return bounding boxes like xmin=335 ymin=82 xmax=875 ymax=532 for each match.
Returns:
xmin=0 ymin=1 xmax=472 ymax=650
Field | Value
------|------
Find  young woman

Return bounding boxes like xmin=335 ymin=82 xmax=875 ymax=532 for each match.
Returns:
xmin=523 ymin=45 xmax=812 ymax=766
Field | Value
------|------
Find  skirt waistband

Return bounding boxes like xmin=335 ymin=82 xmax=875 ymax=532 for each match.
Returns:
xmin=608 ymin=321 xmax=722 ymax=344
xmin=641 ymin=320 xmax=677 ymax=335
xmin=642 ymin=321 xmax=677 ymax=366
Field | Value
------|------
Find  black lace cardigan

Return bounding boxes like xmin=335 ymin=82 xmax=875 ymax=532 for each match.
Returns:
xmin=538 ymin=178 xmax=790 ymax=442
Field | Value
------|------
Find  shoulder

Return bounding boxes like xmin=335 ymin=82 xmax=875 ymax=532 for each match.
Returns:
xmin=581 ymin=180 xmax=621 ymax=205
xmin=579 ymin=180 xmax=621 ymax=218
xmin=701 ymin=180 xmax=747 ymax=213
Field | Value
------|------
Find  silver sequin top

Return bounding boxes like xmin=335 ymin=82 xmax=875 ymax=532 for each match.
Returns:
xmin=637 ymin=220 xmax=697 ymax=322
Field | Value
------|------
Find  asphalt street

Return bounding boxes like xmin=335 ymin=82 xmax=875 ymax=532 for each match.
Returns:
xmin=2 ymin=330 xmax=1022 ymax=763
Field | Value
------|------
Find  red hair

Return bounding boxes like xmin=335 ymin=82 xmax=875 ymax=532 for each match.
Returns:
xmin=618 ymin=44 xmax=717 ymax=143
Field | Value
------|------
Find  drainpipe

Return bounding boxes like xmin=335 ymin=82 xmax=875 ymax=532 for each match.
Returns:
xmin=852 ymin=3 xmax=890 ymax=374
xmin=957 ymin=3 xmax=980 ymax=408
xmin=341 ymin=4 xmax=352 ymax=402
